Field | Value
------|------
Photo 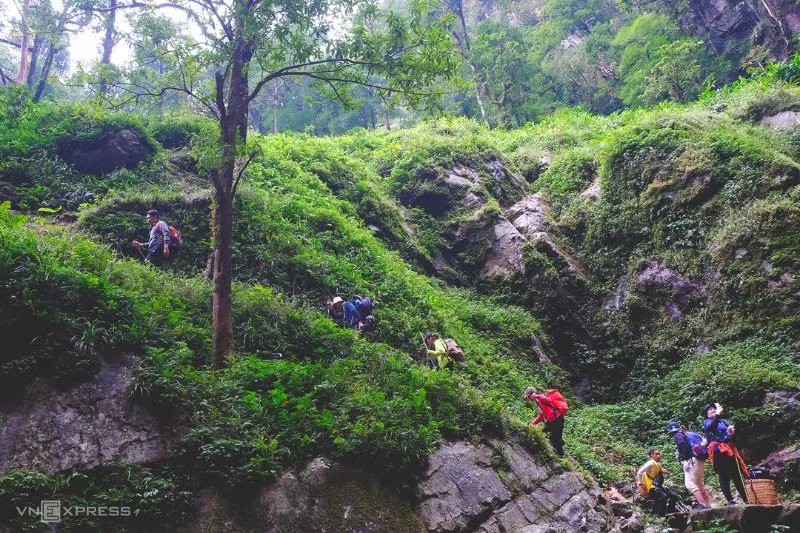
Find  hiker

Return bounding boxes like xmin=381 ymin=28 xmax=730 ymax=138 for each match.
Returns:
xmin=132 ymin=209 xmax=171 ymax=268
xmin=327 ymin=296 xmax=375 ymax=331
xmin=422 ymin=332 xmax=454 ymax=370
xmin=637 ymin=449 xmax=681 ymax=516
xmin=703 ymin=403 xmax=749 ymax=506
xmin=667 ymin=421 xmax=711 ymax=509
xmin=522 ymin=386 xmax=566 ymax=455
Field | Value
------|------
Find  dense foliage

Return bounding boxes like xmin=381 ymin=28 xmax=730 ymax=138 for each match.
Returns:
xmin=2 ymin=68 xmax=800 ymax=529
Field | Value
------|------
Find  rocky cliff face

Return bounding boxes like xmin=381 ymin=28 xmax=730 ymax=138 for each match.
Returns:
xmin=186 ymin=437 xmax=614 ymax=533
xmin=0 ymin=356 xmax=172 ymax=475
xmin=0 ymin=353 xmax=614 ymax=531
xmin=684 ymin=0 xmax=800 ymax=58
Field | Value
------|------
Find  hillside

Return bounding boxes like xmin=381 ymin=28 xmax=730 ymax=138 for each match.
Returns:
xmin=1 ymin=76 xmax=800 ymax=531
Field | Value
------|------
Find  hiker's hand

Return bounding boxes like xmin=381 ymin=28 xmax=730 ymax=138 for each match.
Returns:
xmin=727 ymin=426 xmax=735 ymax=435
xmin=715 ymin=403 xmax=723 ymax=415
xmin=132 ymin=240 xmax=141 ymax=249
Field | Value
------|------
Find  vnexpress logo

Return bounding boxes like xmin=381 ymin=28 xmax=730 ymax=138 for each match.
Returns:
xmin=40 ymin=500 xmax=61 ymax=523
xmin=17 ymin=500 xmax=138 ymax=522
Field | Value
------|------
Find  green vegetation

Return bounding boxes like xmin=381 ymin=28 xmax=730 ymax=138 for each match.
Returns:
xmin=2 ymin=64 xmax=800 ymax=529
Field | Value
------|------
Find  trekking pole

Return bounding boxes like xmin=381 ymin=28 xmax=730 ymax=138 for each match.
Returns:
xmin=735 ymin=452 xmax=750 ymax=504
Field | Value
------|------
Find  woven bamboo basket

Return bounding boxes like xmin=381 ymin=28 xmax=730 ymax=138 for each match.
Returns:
xmin=745 ymin=478 xmax=777 ymax=505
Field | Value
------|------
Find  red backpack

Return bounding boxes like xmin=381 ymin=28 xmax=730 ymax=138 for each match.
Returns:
xmin=545 ymin=389 xmax=569 ymax=415
xmin=168 ymin=226 xmax=182 ymax=248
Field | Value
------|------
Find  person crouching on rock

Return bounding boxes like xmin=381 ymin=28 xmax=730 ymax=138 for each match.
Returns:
xmin=703 ymin=403 xmax=749 ymax=506
xmin=637 ymin=449 xmax=680 ymax=516
xmin=132 ymin=209 xmax=171 ymax=268
xmin=522 ymin=387 xmax=565 ymax=455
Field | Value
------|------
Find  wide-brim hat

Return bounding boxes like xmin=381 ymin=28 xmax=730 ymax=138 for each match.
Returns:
xmin=331 ymin=297 xmax=343 ymax=305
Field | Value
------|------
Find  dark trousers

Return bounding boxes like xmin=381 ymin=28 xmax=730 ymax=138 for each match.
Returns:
xmin=710 ymin=445 xmax=747 ymax=502
xmin=145 ymin=247 xmax=170 ymax=268
xmin=649 ymin=486 xmax=679 ymax=516
xmin=544 ymin=415 xmax=565 ymax=455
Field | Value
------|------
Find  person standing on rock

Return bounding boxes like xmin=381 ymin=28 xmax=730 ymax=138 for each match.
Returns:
xmin=703 ymin=403 xmax=749 ymax=506
xmin=667 ymin=421 xmax=711 ymax=509
xmin=132 ymin=209 xmax=171 ymax=268
xmin=523 ymin=387 xmax=566 ymax=455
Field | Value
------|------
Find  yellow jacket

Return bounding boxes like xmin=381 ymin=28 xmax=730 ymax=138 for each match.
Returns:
xmin=427 ymin=338 xmax=452 ymax=369
xmin=637 ymin=459 xmax=663 ymax=494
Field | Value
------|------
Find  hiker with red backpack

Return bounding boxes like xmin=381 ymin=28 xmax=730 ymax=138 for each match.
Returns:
xmin=132 ymin=209 xmax=180 ymax=268
xmin=523 ymin=386 xmax=568 ymax=455
xmin=421 ymin=332 xmax=463 ymax=370
xmin=667 ymin=421 xmax=711 ymax=509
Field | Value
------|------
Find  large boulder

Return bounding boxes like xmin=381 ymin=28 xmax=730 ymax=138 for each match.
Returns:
xmin=454 ymin=194 xmax=588 ymax=280
xmin=65 ymin=129 xmax=152 ymax=175
xmin=761 ymin=111 xmax=800 ymax=131
xmin=186 ymin=438 xmax=615 ymax=532
xmin=740 ymin=387 xmax=800 ymax=464
xmin=610 ymin=262 xmax=708 ymax=320
xmin=0 ymin=356 xmax=170 ymax=474
xmin=759 ymin=444 xmax=800 ymax=492
xmin=687 ymin=504 xmax=800 ymax=532
xmin=417 ymin=439 xmax=613 ymax=533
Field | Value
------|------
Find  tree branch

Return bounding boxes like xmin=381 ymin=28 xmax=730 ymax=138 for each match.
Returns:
xmin=232 ymin=151 xmax=256 ymax=198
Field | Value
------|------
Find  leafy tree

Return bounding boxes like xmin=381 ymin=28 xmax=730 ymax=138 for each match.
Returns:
xmin=611 ymin=14 xmax=678 ymax=106
xmin=642 ymin=39 xmax=714 ymax=103
xmin=471 ymin=20 xmax=536 ymax=126
xmin=104 ymin=0 xmax=459 ymax=367
xmin=543 ymin=0 xmax=616 ymax=32
xmin=0 ymin=0 xmax=91 ymax=99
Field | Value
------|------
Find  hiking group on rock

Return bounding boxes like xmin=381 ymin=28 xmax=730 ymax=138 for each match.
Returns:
xmin=635 ymin=401 xmax=753 ymax=516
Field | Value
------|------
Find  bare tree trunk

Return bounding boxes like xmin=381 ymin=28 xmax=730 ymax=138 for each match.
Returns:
xmin=211 ymin=183 xmax=235 ymax=369
xmin=447 ymin=0 xmax=492 ymax=125
xmin=13 ymin=0 xmax=31 ymax=85
xmin=26 ymin=35 xmax=42 ymax=88
xmin=32 ymin=43 xmax=56 ymax=102
xmin=211 ymin=25 xmax=249 ymax=368
xmin=100 ymin=0 xmax=118 ymax=95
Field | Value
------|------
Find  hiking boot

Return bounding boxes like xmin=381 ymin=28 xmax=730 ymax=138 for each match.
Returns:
xmin=726 ymin=500 xmax=736 ymax=506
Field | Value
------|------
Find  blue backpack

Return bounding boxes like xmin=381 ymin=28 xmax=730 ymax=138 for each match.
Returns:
xmin=684 ymin=431 xmax=709 ymax=460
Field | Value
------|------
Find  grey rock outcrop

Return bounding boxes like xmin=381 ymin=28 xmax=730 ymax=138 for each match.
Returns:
xmin=687 ymin=504 xmax=800 ymax=532
xmin=761 ymin=111 xmax=800 ymax=130
xmin=685 ymin=0 xmax=800 ymax=57
xmin=741 ymin=387 xmax=800 ymax=463
xmin=0 ymin=356 xmax=169 ymax=474
xmin=417 ymin=439 xmax=613 ymax=532
xmin=444 ymin=165 xmax=487 ymax=209
xmin=65 ymin=129 xmax=152 ymax=175
xmin=456 ymin=193 xmax=588 ymax=280
xmin=759 ymin=444 xmax=800 ymax=492
xmin=613 ymin=261 xmax=708 ymax=320
xmin=186 ymin=438 xmax=614 ymax=532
